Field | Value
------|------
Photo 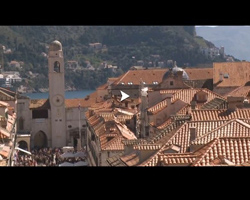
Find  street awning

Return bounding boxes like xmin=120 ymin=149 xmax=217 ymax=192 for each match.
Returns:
xmin=15 ymin=147 xmax=32 ymax=155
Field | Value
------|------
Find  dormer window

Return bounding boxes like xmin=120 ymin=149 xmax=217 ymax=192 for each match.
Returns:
xmin=143 ymin=81 xmax=146 ymax=84
xmin=224 ymin=73 xmax=229 ymax=78
xmin=128 ymin=82 xmax=133 ymax=85
xmin=120 ymin=82 xmax=125 ymax=85
xmin=153 ymin=81 xmax=158 ymax=84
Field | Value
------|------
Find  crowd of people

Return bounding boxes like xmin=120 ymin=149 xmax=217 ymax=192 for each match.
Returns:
xmin=13 ymin=147 xmax=87 ymax=167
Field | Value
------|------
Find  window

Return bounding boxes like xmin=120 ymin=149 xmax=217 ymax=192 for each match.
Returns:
xmin=224 ymin=73 xmax=229 ymax=78
xmin=170 ymin=81 xmax=174 ymax=86
xmin=54 ymin=61 xmax=60 ymax=73
xmin=120 ymin=82 xmax=124 ymax=85
xmin=128 ymin=82 xmax=133 ymax=85
xmin=143 ymin=81 xmax=146 ymax=84
xmin=68 ymin=125 xmax=72 ymax=128
xmin=153 ymin=81 xmax=158 ymax=84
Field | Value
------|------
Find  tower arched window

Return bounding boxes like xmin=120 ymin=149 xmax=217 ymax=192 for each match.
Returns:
xmin=54 ymin=61 xmax=60 ymax=73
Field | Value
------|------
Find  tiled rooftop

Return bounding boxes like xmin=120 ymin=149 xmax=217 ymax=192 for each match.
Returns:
xmin=158 ymin=153 xmax=197 ymax=166
xmin=120 ymin=152 xmax=140 ymax=166
xmin=192 ymin=137 xmax=250 ymax=166
xmin=164 ymin=120 xmax=228 ymax=153
xmin=191 ymin=119 xmax=250 ymax=145
xmin=65 ymin=91 xmax=98 ymax=108
xmin=225 ymin=85 xmax=250 ymax=99
xmin=86 ymin=112 xmax=137 ymax=151
xmin=30 ymin=99 xmax=50 ymax=109
xmin=201 ymin=97 xmax=227 ymax=110
xmin=191 ymin=109 xmax=250 ymax=121
xmin=145 ymin=137 xmax=250 ymax=166
xmin=213 ymin=62 xmax=250 ymax=87
xmin=149 ymin=88 xmax=224 ymax=115
xmin=112 ymin=68 xmax=213 ymax=86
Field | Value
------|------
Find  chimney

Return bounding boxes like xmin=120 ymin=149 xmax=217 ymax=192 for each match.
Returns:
xmin=227 ymin=96 xmax=244 ymax=111
xmin=165 ymin=93 xmax=173 ymax=106
xmin=243 ymin=99 xmax=250 ymax=108
xmin=189 ymin=125 xmax=197 ymax=142
xmin=219 ymin=72 xmax=223 ymax=82
xmin=190 ymin=101 xmax=197 ymax=110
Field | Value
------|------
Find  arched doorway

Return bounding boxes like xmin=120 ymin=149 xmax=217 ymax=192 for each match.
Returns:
xmin=18 ymin=140 xmax=28 ymax=155
xmin=34 ymin=131 xmax=47 ymax=149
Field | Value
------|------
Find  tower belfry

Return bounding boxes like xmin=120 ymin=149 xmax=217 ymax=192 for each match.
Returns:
xmin=48 ymin=40 xmax=66 ymax=148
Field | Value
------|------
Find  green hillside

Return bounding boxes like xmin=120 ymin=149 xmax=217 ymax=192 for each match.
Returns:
xmin=0 ymin=26 xmax=227 ymax=91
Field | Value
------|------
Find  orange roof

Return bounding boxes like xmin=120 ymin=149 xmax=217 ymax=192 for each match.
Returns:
xmin=112 ymin=68 xmax=214 ymax=86
xmin=213 ymin=62 xmax=250 ymax=87
xmin=86 ymin=112 xmax=137 ymax=151
xmin=192 ymin=137 xmax=250 ymax=166
xmin=191 ymin=109 xmax=250 ymax=121
xmin=185 ymin=68 xmax=213 ymax=80
xmin=158 ymin=153 xmax=197 ymax=166
xmin=191 ymin=119 xmax=250 ymax=145
xmin=65 ymin=91 xmax=97 ymax=108
xmin=119 ymin=152 xmax=140 ymax=166
xmin=113 ymin=69 xmax=166 ymax=85
xmin=30 ymin=99 xmax=50 ymax=109
xmin=148 ymin=88 xmax=224 ymax=115
xmin=160 ymin=88 xmax=225 ymax=103
xmin=163 ymin=120 xmax=228 ymax=153
xmin=225 ymin=85 xmax=250 ymax=98
xmin=146 ymin=137 xmax=250 ymax=166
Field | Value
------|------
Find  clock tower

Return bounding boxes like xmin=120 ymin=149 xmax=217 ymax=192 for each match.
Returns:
xmin=48 ymin=40 xmax=66 ymax=148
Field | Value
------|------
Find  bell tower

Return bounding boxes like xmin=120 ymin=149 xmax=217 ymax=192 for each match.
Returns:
xmin=48 ymin=40 xmax=66 ymax=148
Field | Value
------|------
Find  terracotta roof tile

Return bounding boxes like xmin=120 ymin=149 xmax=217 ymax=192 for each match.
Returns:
xmin=192 ymin=137 xmax=250 ymax=166
xmin=159 ymin=153 xmax=197 ymax=166
xmin=87 ymin=112 xmax=137 ymax=151
xmin=185 ymin=68 xmax=213 ymax=80
xmin=102 ymin=136 xmax=124 ymax=151
xmin=150 ymin=88 xmax=225 ymax=114
xmin=120 ymin=152 xmax=140 ymax=166
xmin=65 ymin=91 xmax=98 ymax=108
xmin=122 ymin=139 xmax=147 ymax=146
xmin=163 ymin=120 xmax=229 ymax=153
xmin=112 ymin=68 xmax=213 ymax=86
xmin=213 ymin=62 xmax=250 ymax=87
xmin=133 ymin=144 xmax=161 ymax=151
xmin=191 ymin=109 xmax=250 ymax=121
xmin=113 ymin=69 xmax=166 ymax=85
xmin=225 ymin=85 xmax=250 ymax=99
xmin=106 ymin=153 xmax=127 ymax=166
xmin=30 ymin=99 xmax=50 ymax=109
xmin=191 ymin=119 xmax=250 ymax=145
xmin=157 ymin=118 xmax=172 ymax=130
xmin=201 ymin=97 xmax=227 ymax=110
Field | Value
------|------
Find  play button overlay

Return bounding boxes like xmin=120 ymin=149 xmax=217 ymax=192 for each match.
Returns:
xmin=120 ymin=91 xmax=129 ymax=101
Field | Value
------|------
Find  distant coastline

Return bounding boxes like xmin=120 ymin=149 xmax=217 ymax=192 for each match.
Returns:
xmin=23 ymin=89 xmax=95 ymax=99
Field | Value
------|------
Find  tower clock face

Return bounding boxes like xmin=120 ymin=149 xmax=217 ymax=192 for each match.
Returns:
xmin=52 ymin=94 xmax=64 ymax=107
